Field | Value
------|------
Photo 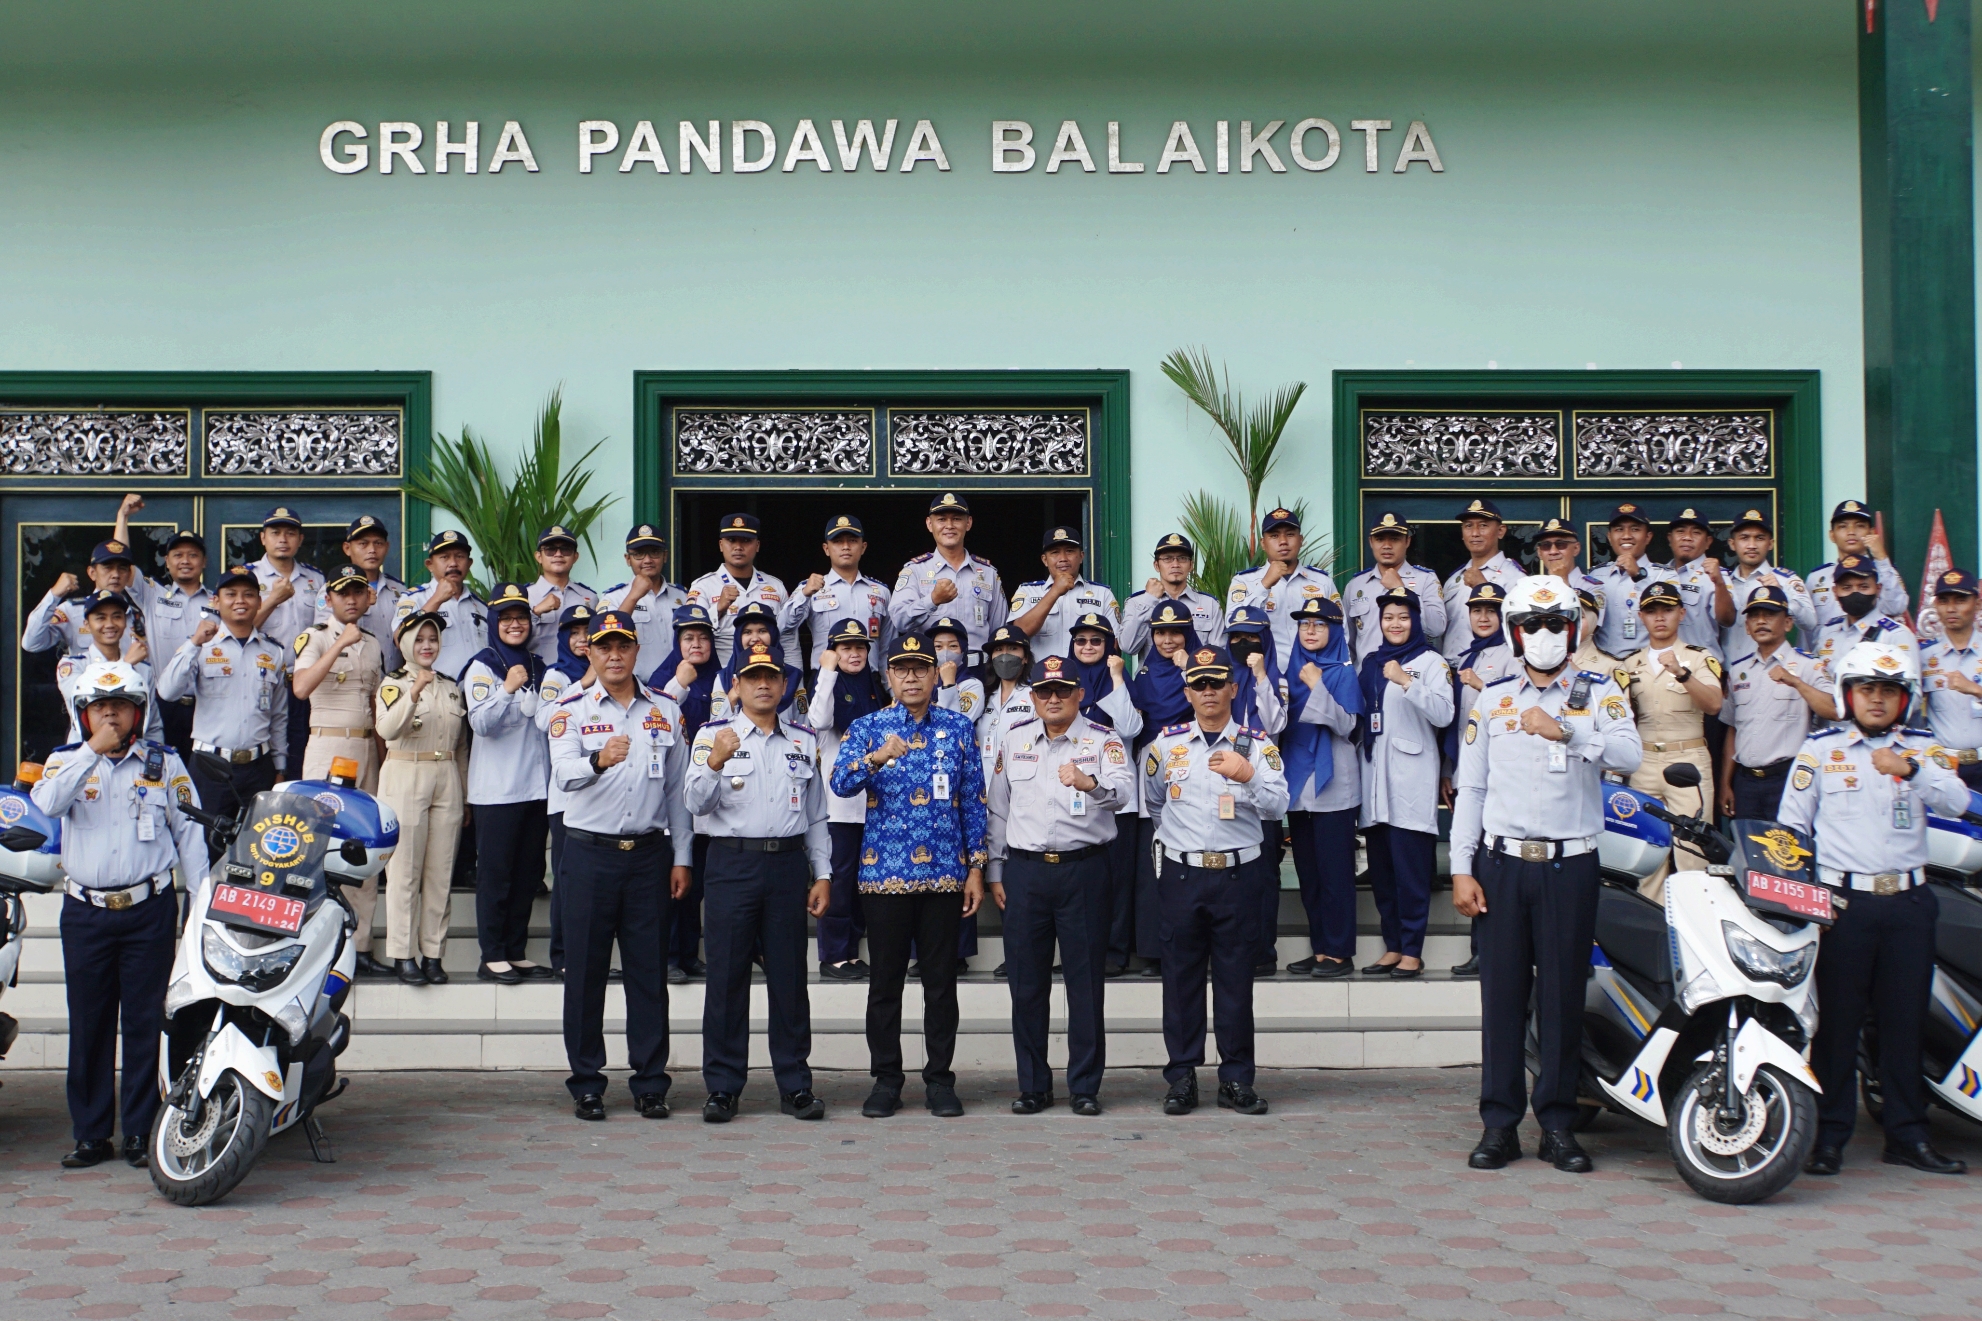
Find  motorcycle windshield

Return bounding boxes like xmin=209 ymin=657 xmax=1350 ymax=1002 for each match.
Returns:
xmin=224 ymin=792 xmax=332 ymax=902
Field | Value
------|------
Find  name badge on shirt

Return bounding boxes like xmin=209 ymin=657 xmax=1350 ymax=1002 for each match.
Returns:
xmin=1548 ymin=739 xmax=1568 ymax=773
xmin=1370 ymin=711 xmax=1382 ymax=735
xmin=1218 ymin=793 xmax=1236 ymax=820
xmin=256 ymin=682 xmax=272 ymax=712
xmin=1893 ymin=784 xmax=1913 ymax=829
xmin=647 ymin=754 xmax=662 ymax=779
xmin=1623 ymin=616 xmax=1638 ymax=640
xmin=932 ymin=771 xmax=951 ymax=801
xmin=137 ymin=810 xmax=157 ymax=842
xmin=1070 ymin=788 xmax=1087 ymax=816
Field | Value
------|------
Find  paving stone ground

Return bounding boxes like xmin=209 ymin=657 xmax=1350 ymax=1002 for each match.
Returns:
xmin=1 ymin=1066 xmax=1978 ymax=1320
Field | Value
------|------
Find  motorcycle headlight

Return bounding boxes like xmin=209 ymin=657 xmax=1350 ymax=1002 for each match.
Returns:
xmin=201 ymin=925 xmax=305 ymax=993
xmin=1721 ymin=921 xmax=1816 ymax=989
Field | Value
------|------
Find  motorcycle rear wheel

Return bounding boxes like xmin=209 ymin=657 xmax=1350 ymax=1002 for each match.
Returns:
xmin=1668 ymin=1061 xmax=1816 ymax=1205
xmin=149 ymin=1068 xmax=273 ymax=1207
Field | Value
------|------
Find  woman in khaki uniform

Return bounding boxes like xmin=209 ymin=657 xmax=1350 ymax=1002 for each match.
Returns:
xmin=1616 ymin=580 xmax=1723 ymax=903
xmin=376 ymin=610 xmax=467 ymax=986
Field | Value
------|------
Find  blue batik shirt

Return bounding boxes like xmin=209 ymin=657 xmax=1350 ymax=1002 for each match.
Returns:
xmin=830 ymin=702 xmax=988 ymax=894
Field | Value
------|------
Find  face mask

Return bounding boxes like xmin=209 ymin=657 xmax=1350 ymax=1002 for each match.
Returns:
xmin=1229 ymin=636 xmax=1261 ymax=662
xmin=1519 ymin=628 xmax=1569 ymax=672
xmin=1837 ymin=589 xmax=1876 ymax=620
xmin=935 ymin=647 xmax=963 ymax=666
xmin=990 ymin=653 xmax=1026 ymax=681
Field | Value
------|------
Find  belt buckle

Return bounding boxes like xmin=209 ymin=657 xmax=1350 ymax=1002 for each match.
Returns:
xmin=766 ymin=839 xmax=784 ymax=852
xmin=618 ymin=838 xmax=635 ymax=852
xmin=1520 ymin=841 xmax=1548 ymax=862
xmin=104 ymin=889 xmax=133 ymax=911
xmin=231 ymin=749 xmax=253 ymax=765
xmin=1201 ymin=851 xmax=1229 ymax=870
xmin=1872 ymin=873 xmax=1902 ymax=895
xmin=1042 ymin=851 xmax=1061 ymax=865
xmin=1963 ymin=750 xmax=1980 ymax=765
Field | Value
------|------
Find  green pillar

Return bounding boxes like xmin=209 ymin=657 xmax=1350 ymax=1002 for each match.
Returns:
xmin=1860 ymin=0 xmax=1977 ymax=580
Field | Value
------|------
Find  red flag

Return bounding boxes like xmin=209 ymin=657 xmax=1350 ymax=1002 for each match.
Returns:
xmin=1916 ymin=509 xmax=1954 ymax=641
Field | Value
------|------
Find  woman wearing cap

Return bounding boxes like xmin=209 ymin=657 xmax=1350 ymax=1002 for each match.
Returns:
xmin=376 ymin=611 xmax=467 ymax=986
xmin=1356 ymin=588 xmax=1453 ymax=979
xmin=1064 ymin=614 xmax=1144 ymax=976
xmin=927 ymin=616 xmax=978 ymax=716
xmin=808 ymin=619 xmax=891 ymax=979
xmin=1127 ymin=602 xmax=1200 ymax=976
xmin=653 ymin=604 xmax=725 ymax=983
xmin=1222 ymin=606 xmax=1289 ymax=971
xmin=1279 ymin=597 xmax=1364 ymax=979
xmin=719 ymin=602 xmax=802 ymax=715
xmin=463 ymin=584 xmax=555 ymax=985
xmin=1440 ymin=582 xmax=1518 ymax=978
xmin=537 ymin=603 xmax=595 ymax=977
xmin=965 ymin=625 xmax=1035 ymax=773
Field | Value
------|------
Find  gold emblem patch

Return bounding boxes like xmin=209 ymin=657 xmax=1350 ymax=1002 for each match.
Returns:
xmin=1747 ymin=828 xmax=1813 ymax=873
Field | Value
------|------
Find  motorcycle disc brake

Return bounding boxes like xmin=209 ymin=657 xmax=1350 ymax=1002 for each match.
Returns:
xmin=166 ymin=1096 xmax=222 ymax=1158
xmin=1693 ymin=1086 xmax=1768 ymax=1156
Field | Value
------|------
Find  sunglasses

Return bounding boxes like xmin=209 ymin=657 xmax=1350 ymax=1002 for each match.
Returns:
xmin=1519 ymin=617 xmax=1571 ymax=635
xmin=1187 ymin=678 xmax=1228 ymax=691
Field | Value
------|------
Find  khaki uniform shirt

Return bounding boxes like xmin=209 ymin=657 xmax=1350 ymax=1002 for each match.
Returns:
xmin=1616 ymin=642 xmax=1721 ymax=752
xmin=375 ymin=670 xmax=467 ymax=758
xmin=295 ymin=624 xmax=384 ymax=733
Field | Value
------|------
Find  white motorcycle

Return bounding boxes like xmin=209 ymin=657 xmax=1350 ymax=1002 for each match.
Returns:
xmin=0 ymin=765 xmax=64 ymax=1080
xmin=1536 ymin=763 xmax=1825 ymax=1204
xmin=149 ymin=767 xmax=395 ymax=1206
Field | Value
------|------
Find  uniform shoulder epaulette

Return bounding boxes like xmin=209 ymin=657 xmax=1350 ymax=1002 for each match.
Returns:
xmin=572 ymin=581 xmax=594 ymax=594
xmin=1007 ymin=715 xmax=1040 ymax=731
xmin=787 ymin=719 xmax=816 ymax=736
xmin=1729 ymin=651 xmax=1758 ymax=667
xmin=1019 ymin=578 xmax=1046 ymax=589
xmin=1903 ymin=725 xmax=1937 ymax=739
xmin=1159 ymin=721 xmax=1192 ymax=736
xmin=602 ymin=581 xmax=629 ymax=595
xmin=381 ymin=573 xmax=407 ymax=589
xmin=51 ymin=741 xmax=82 ymax=754
xmin=1246 ymin=725 xmax=1268 ymax=741
xmin=1805 ymin=724 xmax=1843 ymax=740
xmin=903 ymin=551 xmax=933 ymax=566
xmin=1812 ymin=561 xmax=1836 ymax=573
xmin=1482 ymin=674 xmax=1518 ymax=689
xmin=1124 ymin=588 xmax=1149 ymax=601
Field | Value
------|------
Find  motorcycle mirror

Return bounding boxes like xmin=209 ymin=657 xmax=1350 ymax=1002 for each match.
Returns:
xmin=1663 ymin=763 xmax=1702 ymax=789
xmin=338 ymin=839 xmax=367 ymax=867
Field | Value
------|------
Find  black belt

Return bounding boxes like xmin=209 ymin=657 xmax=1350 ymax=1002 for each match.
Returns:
xmin=1737 ymin=758 xmax=1794 ymax=778
xmin=566 ymin=827 xmax=667 ymax=852
xmin=713 ymin=835 xmax=807 ymax=853
xmin=1009 ymin=844 xmax=1107 ymax=865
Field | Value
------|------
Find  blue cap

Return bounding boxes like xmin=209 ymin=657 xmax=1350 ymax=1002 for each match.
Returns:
xmin=1456 ymin=497 xmax=1504 ymax=521
xmin=214 ymin=564 xmax=260 ymax=592
xmin=487 ymin=581 xmax=531 ymax=614
xmin=1536 ymin=517 xmax=1576 ymax=539
xmin=538 ymin=524 xmax=579 ymax=549
xmin=325 ymin=563 xmax=370 ymax=594
xmin=1639 ymin=581 xmax=1684 ymax=609
xmin=1148 ymin=599 xmax=1195 ymax=630
xmin=928 ymin=492 xmax=970 ymax=515
xmin=1182 ymin=645 xmax=1235 ymax=683
xmin=78 ymin=588 xmax=132 ymax=616
xmin=673 ymin=603 xmax=714 ymax=632
xmin=558 ymin=602 xmax=595 ymax=630
xmin=889 ymin=632 xmax=937 ymax=665
xmin=1729 ymin=507 xmax=1773 ymax=535
xmin=1743 ymin=585 xmax=1792 ymax=613
xmin=826 ymin=618 xmax=871 ymax=645
xmin=425 ymin=529 xmax=471 ymax=556
xmin=1153 ymin=532 xmax=1195 ymax=557
xmin=1668 ymin=506 xmax=1714 ymax=534
xmin=165 ymin=529 xmax=206 ymax=554
xmin=717 ymin=513 xmax=759 ymax=539
xmin=1043 ymin=524 xmax=1082 ymax=550
xmin=1606 ymin=503 xmax=1651 ymax=528
xmin=89 ymin=539 xmax=136 ymax=566
xmin=987 ymin=623 xmax=1028 ymax=649
xmin=1830 ymin=499 xmax=1873 ymax=525
xmin=1465 ymin=582 xmax=1507 ymax=610
xmin=262 ymin=505 xmax=303 ymax=529
xmin=1934 ymin=569 xmax=1980 ymax=598
xmin=926 ymin=615 xmax=969 ymax=642
xmin=1029 ymin=655 xmax=1081 ymax=688
xmin=1367 ymin=511 xmax=1412 ymax=537
xmin=1261 ymin=507 xmax=1300 ymax=534
xmin=1834 ymin=554 xmax=1878 ymax=582
xmin=1225 ymin=605 xmax=1269 ymax=633
xmin=1292 ymin=595 xmax=1344 ymax=622
xmin=824 ymin=514 xmax=865 ymax=540
xmin=732 ymin=600 xmax=778 ymax=626
xmin=344 ymin=515 xmax=389 ymax=542
xmin=625 ymin=523 xmax=666 ymax=551
xmin=588 ymin=610 xmax=636 ymax=644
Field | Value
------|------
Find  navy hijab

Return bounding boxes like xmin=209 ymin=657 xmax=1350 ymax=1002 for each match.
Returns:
xmin=1067 ymin=612 xmax=1124 ymax=729
xmin=1357 ymin=588 xmax=1435 ymax=760
xmin=549 ymin=604 xmax=593 ymax=683
xmin=468 ymin=587 xmax=546 ymax=690
xmin=1282 ymin=599 xmax=1362 ymax=797
xmin=823 ymin=621 xmax=889 ymax=731
xmin=651 ymin=605 xmax=721 ymax=735
xmin=1128 ymin=604 xmax=1198 ymax=738
xmin=1223 ymin=605 xmax=1281 ymax=729
xmin=719 ymin=602 xmax=801 ymax=714
xmin=1444 ymin=592 xmax=1507 ymax=762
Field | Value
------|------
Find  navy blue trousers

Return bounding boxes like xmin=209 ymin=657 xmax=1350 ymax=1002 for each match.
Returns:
xmin=1105 ymin=812 xmax=1139 ymax=969
xmin=1002 ymin=851 xmax=1110 ymax=1097
xmin=560 ymin=834 xmax=674 ymax=1100
xmin=666 ymin=834 xmax=710 ymax=970
xmin=1810 ymin=884 xmax=1938 ymax=1147
xmin=1476 ymin=848 xmax=1600 ymax=1131
xmin=701 ymin=842 xmax=814 ymax=1097
xmin=61 ymin=892 xmax=176 ymax=1143
xmin=1158 ymin=853 xmax=1269 ymax=1087
xmin=547 ymin=812 xmax=566 ymax=969
xmin=1365 ymin=823 xmax=1436 ymax=960
xmin=1255 ymin=818 xmax=1285 ymax=963
xmin=816 ymin=821 xmax=867 ymax=965
xmin=1731 ymin=761 xmax=1791 ymax=821
xmin=474 ymin=798 xmax=547 ymax=963
xmin=1287 ymin=808 xmax=1359 ymax=960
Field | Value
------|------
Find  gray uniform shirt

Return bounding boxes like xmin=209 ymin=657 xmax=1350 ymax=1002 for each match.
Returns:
xmin=1778 ymin=724 xmax=1968 ymax=876
xmin=251 ymin=558 xmax=326 ymax=674
xmin=535 ymin=667 xmax=588 ymax=817
xmin=1008 ymin=577 xmax=1123 ymax=661
xmin=526 ymin=576 xmax=597 ymax=666
xmin=686 ymin=567 xmax=796 ymax=667
xmin=462 ymin=657 xmax=549 ymax=805
xmin=780 ymin=570 xmax=892 ymax=669
xmin=1722 ymin=646 xmax=1830 ymax=769
xmin=1439 ymin=555 xmax=1526 ymax=660
xmin=891 ymin=550 xmax=1007 ymax=656
xmin=1580 ymin=561 xmax=1675 ymax=658
xmin=597 ymin=580 xmax=689 ymax=680
xmin=1450 ymin=666 xmax=1644 ymax=874
xmin=1281 ymin=677 xmax=1361 ymax=814
xmin=1225 ymin=563 xmax=1340 ymax=669
xmin=1142 ymin=719 xmax=1292 ymax=854
xmin=156 ymin=628 xmax=291 ymax=767
xmin=32 ymin=739 xmax=205 ymax=891
xmin=547 ymin=682 xmax=694 ymax=864
xmin=1722 ymin=564 xmax=1818 ymax=654
xmin=1920 ymin=636 xmax=1982 ymax=754
xmin=804 ymin=671 xmax=873 ymax=826
xmin=1344 ymin=564 xmax=1448 ymax=660
xmin=1119 ymin=587 xmax=1224 ymax=657
xmin=1808 ymin=557 xmax=1910 ymax=622
xmin=985 ymin=714 xmax=1132 ymax=883
xmin=684 ymin=714 xmax=832 ymax=878
xmin=1359 ymin=650 xmax=1455 ymax=834
xmin=393 ymin=582 xmax=488 ymax=681
xmin=144 ymin=579 xmax=216 ymax=677
xmin=1813 ymin=613 xmax=1918 ymax=676
xmin=1666 ymin=556 xmax=1732 ymax=665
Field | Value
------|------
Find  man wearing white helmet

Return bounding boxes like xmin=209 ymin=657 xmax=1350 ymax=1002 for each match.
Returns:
xmin=31 ymin=662 xmax=205 ymax=1171
xmin=1450 ymin=576 xmax=1642 ymax=1175
xmin=1780 ymin=640 xmax=1970 ymax=1179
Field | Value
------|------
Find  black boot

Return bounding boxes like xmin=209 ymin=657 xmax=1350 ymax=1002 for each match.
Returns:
xmin=421 ymin=957 xmax=449 ymax=985
xmin=1468 ymin=1126 xmax=1522 ymax=1169
xmin=396 ymin=958 xmax=426 ymax=985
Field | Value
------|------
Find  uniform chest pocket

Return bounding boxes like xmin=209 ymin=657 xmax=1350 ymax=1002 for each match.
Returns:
xmin=1818 ymin=767 xmax=1870 ymax=810
xmin=1392 ymin=737 xmax=1424 ymax=756
xmin=724 ymin=755 xmax=756 ymax=778
xmin=1008 ymin=756 xmax=1040 ymax=781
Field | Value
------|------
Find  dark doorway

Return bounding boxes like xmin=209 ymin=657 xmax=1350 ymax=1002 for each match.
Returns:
xmin=674 ymin=488 xmax=1087 ymax=653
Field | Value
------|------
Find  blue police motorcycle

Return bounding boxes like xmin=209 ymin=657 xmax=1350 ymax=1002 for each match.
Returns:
xmin=149 ymin=769 xmax=396 ymax=1206
xmin=0 ymin=766 xmax=65 ymax=1079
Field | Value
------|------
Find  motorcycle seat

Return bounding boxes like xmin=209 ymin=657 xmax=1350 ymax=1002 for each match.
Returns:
xmin=1933 ymin=879 xmax=1982 ymax=985
xmin=1596 ymin=884 xmax=1673 ymax=993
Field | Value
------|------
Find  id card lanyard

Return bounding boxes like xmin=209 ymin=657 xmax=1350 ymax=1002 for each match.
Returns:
xmin=1891 ymin=753 xmax=1913 ymax=829
xmin=647 ymin=715 xmax=662 ymax=779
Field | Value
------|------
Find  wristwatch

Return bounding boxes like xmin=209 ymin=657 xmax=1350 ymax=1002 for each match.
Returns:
xmin=588 ymin=750 xmax=604 ymax=774
xmin=1675 ymin=666 xmax=1694 ymax=684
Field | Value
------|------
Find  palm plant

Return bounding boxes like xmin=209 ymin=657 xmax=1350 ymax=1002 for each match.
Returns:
xmin=1162 ymin=348 xmax=1327 ymax=599
xmin=405 ymin=388 xmax=617 ymax=594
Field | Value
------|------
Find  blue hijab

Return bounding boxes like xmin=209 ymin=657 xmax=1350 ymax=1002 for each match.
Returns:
xmin=829 ymin=657 xmax=889 ymax=732
xmin=719 ymin=603 xmax=801 ymax=714
xmin=1224 ymin=609 xmax=1281 ymax=730
xmin=549 ymin=604 xmax=593 ymax=684
xmin=650 ymin=607 xmax=721 ymax=735
xmin=1067 ymin=613 xmax=1123 ymax=729
xmin=468 ymin=597 xmax=546 ymax=691
xmin=1283 ymin=604 xmax=1362 ymax=797
xmin=1357 ymin=589 xmax=1435 ymax=761
xmin=1128 ymin=626 xmax=1200 ymax=740
xmin=1444 ymin=611 xmax=1507 ymax=763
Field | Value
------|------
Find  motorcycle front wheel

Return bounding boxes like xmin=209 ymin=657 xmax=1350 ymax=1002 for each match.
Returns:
xmin=1668 ymin=1061 xmax=1817 ymax=1205
xmin=149 ymin=1068 xmax=273 ymax=1207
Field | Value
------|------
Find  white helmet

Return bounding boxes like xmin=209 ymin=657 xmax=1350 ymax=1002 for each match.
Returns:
xmin=1832 ymin=640 xmax=1918 ymax=722
xmin=72 ymin=661 xmax=148 ymax=737
xmin=1501 ymin=575 xmax=1581 ymax=670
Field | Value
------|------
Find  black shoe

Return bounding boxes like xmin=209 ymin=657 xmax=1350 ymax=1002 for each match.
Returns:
xmin=1538 ymin=1129 xmax=1593 ymax=1173
xmin=781 ymin=1090 xmax=825 ymax=1120
xmin=862 ymin=1086 xmax=901 ymax=1118
xmin=926 ymin=1084 xmax=964 ymax=1117
xmin=636 ymin=1093 xmax=670 ymax=1119
xmin=679 ymin=957 xmax=707 ymax=978
xmin=1163 ymin=1080 xmax=1199 ymax=1115
xmin=573 ymin=1094 xmax=606 ymax=1122
xmin=667 ymin=964 xmax=688 ymax=985
xmin=1311 ymin=957 xmax=1353 ymax=980
xmin=515 ymin=963 xmax=556 ymax=982
xmin=1218 ymin=1082 xmax=1268 ymax=1115
xmin=550 ymin=963 xmax=566 ymax=982
xmin=847 ymin=959 xmax=871 ymax=979
xmin=1070 ymin=1095 xmax=1101 ymax=1117
xmin=1883 ymin=1140 xmax=1967 ymax=1175
xmin=993 ymin=962 xmax=1007 ymax=979
xmin=703 ymin=1093 xmax=738 ymax=1124
xmin=121 ymin=1134 xmax=147 ymax=1168
xmin=1140 ymin=961 xmax=1162 ymax=978
xmin=1285 ymin=955 xmax=1320 ymax=975
xmin=354 ymin=952 xmax=392 ymax=979
xmin=1103 ymin=963 xmax=1129 ymax=979
xmin=1450 ymin=956 xmax=1480 ymax=979
xmin=396 ymin=958 xmax=426 ymax=985
xmin=1253 ymin=959 xmax=1279 ymax=979
xmin=1011 ymin=1091 xmax=1056 ymax=1115
xmin=421 ymin=957 xmax=449 ymax=985
xmin=1804 ymin=1143 xmax=1843 ymax=1176
xmin=1361 ymin=959 xmax=1399 ymax=976
xmin=820 ymin=961 xmax=863 ymax=981
xmin=1389 ymin=963 xmax=1423 ymax=981
xmin=478 ymin=963 xmax=522 ymax=985
xmin=61 ymin=1138 xmax=115 ymax=1168
xmin=1468 ymin=1126 xmax=1523 ymax=1169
